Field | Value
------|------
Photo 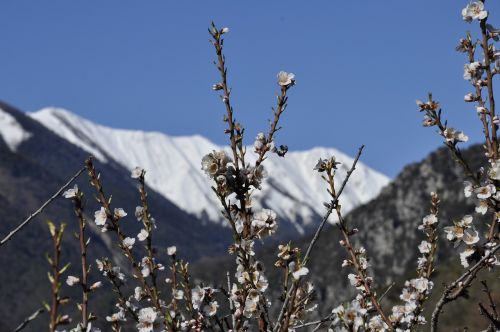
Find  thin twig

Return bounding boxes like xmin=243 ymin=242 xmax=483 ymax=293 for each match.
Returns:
xmin=431 ymin=244 xmax=500 ymax=332
xmin=303 ymin=145 xmax=365 ymax=264
xmin=292 ymin=313 xmax=334 ymax=330
xmin=0 ymin=167 xmax=85 ymax=247
xmin=13 ymin=308 xmax=45 ymax=332
xmin=72 ymin=193 xmax=89 ymax=329
xmin=335 ymin=208 xmax=393 ymax=330
xmin=227 ymin=271 xmax=236 ymax=329
xmin=273 ymin=145 xmax=364 ymax=332
xmin=479 ymin=303 xmax=500 ymax=329
xmin=378 ymin=282 xmax=396 ymax=303
xmin=481 ymin=280 xmax=499 ymax=320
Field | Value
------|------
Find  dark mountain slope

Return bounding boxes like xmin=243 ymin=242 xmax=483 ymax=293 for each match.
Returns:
xmin=191 ymin=143 xmax=493 ymax=330
xmin=0 ymin=101 xmax=231 ymax=330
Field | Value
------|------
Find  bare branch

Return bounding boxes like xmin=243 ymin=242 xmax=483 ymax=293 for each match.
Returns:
xmin=274 ymin=145 xmax=365 ymax=332
xmin=0 ymin=166 xmax=85 ymax=247
xmin=431 ymin=244 xmax=500 ymax=332
xmin=13 ymin=308 xmax=45 ymax=332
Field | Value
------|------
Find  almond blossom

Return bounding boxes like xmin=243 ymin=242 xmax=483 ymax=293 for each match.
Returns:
xmin=463 ymin=61 xmax=483 ymax=81
xmin=94 ymin=207 xmax=107 ymax=226
xmin=131 ymin=167 xmax=144 ymax=179
xmin=442 ymin=127 xmax=469 ymax=143
xmin=122 ymin=237 xmax=135 ymax=249
xmin=114 ymin=208 xmax=127 ymax=219
xmin=462 ymin=2 xmax=488 ymax=22
xmin=136 ymin=307 xmax=157 ymax=332
xmin=277 ymin=71 xmax=295 ymax=86
xmin=62 ymin=184 xmax=79 ymax=199
xmin=167 ymin=246 xmax=177 ymax=256
xmin=137 ymin=229 xmax=148 ymax=241
xmin=66 ymin=275 xmax=80 ymax=286
xmin=475 ymin=184 xmax=496 ymax=199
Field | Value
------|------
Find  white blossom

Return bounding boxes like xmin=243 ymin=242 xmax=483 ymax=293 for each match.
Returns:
xmin=135 ymin=206 xmax=145 ymax=221
xmin=167 ymin=246 xmax=177 ymax=256
xmin=464 ymin=93 xmax=475 ymax=102
xmin=141 ymin=257 xmax=151 ymax=277
xmin=464 ymin=181 xmax=474 ymax=197
xmin=442 ymin=127 xmax=468 ymax=143
xmin=462 ymin=228 xmax=480 ymax=245
xmin=475 ymin=184 xmax=496 ymax=199
xmin=420 ymin=214 xmax=438 ymax=230
xmin=418 ymin=240 xmax=432 ymax=254
xmin=134 ymin=287 xmax=144 ymax=301
xmin=475 ymin=200 xmax=488 ymax=215
xmin=90 ymin=281 xmax=102 ymax=290
xmin=114 ymin=208 xmax=127 ymax=219
xmin=123 ymin=237 xmax=135 ymax=249
xmin=137 ymin=307 xmax=157 ymax=332
xmin=191 ymin=286 xmax=206 ymax=310
xmin=95 ymin=259 xmax=104 ymax=271
xmin=277 ymin=71 xmax=295 ymax=86
xmin=204 ymin=301 xmax=219 ymax=316
xmin=66 ymin=275 xmax=80 ymax=286
xmin=173 ymin=289 xmax=184 ymax=300
xmin=235 ymin=219 xmax=244 ymax=234
xmin=138 ymin=229 xmax=149 ymax=241
xmin=410 ymin=277 xmax=431 ymax=293
xmin=462 ymin=2 xmax=488 ymax=22
xmin=292 ymin=266 xmax=309 ymax=280
xmin=243 ymin=289 xmax=260 ymax=318
xmin=94 ymin=207 xmax=107 ymax=226
xmin=201 ymin=150 xmax=230 ymax=177
xmin=464 ymin=62 xmax=483 ymax=81
xmin=488 ymin=160 xmax=500 ymax=180
xmin=131 ymin=167 xmax=144 ymax=179
xmin=63 ymin=184 xmax=79 ymax=199
xmin=106 ymin=310 xmax=126 ymax=323
xmin=251 ymin=209 xmax=278 ymax=237
xmin=460 ymin=247 xmax=476 ymax=267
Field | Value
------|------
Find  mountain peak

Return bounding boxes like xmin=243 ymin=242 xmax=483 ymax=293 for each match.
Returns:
xmin=0 ymin=107 xmax=32 ymax=152
xmin=29 ymin=107 xmax=390 ymax=232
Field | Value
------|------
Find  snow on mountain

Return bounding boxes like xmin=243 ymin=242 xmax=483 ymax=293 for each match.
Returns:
xmin=0 ymin=107 xmax=32 ymax=152
xmin=30 ymin=107 xmax=390 ymax=234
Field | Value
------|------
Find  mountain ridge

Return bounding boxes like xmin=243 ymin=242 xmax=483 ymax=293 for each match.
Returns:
xmin=29 ymin=107 xmax=390 ymax=235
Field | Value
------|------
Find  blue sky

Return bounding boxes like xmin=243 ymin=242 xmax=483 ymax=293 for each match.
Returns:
xmin=1 ymin=1 xmax=499 ymax=177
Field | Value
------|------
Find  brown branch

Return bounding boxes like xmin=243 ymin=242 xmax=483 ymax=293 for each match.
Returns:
xmin=13 ymin=308 xmax=45 ymax=332
xmin=481 ymin=280 xmax=499 ymax=321
xmin=255 ymin=86 xmax=288 ymax=168
xmin=480 ymin=15 xmax=498 ymax=160
xmin=84 ymin=158 xmax=171 ymax=328
xmin=210 ymin=23 xmax=241 ymax=171
xmin=47 ymin=222 xmax=67 ymax=332
xmin=479 ymin=302 xmax=500 ymax=329
xmin=430 ymin=244 xmax=500 ymax=332
xmin=335 ymin=209 xmax=393 ymax=330
xmin=273 ymin=145 xmax=365 ymax=332
xmin=136 ymin=172 xmax=160 ymax=299
xmin=0 ymin=167 xmax=85 ymax=247
xmin=379 ymin=282 xmax=396 ymax=303
xmin=72 ymin=194 xmax=89 ymax=329
xmin=291 ymin=313 xmax=334 ymax=330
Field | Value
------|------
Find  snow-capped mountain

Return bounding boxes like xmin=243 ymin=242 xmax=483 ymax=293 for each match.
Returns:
xmin=30 ymin=107 xmax=390 ymax=234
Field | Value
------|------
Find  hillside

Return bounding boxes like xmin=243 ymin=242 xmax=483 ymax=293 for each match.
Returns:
xmin=191 ymin=143 xmax=496 ymax=330
xmin=0 ymin=102 xmax=231 ymax=330
xmin=30 ymin=107 xmax=389 ymax=235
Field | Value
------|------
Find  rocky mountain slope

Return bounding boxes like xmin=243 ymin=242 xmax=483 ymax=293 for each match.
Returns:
xmin=30 ymin=107 xmax=389 ymax=235
xmin=191 ymin=143 xmax=494 ymax=330
xmin=0 ymin=101 xmax=231 ymax=330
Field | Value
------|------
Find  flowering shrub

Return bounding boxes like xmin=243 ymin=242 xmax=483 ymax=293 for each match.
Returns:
xmin=3 ymin=2 xmax=500 ymax=331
